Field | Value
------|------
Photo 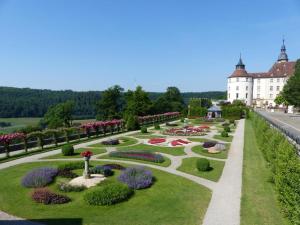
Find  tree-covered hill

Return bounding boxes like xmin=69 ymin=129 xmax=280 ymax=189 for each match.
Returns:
xmin=0 ymin=86 xmax=226 ymax=118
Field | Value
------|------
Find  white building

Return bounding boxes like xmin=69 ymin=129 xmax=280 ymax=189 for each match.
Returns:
xmin=227 ymin=40 xmax=296 ymax=107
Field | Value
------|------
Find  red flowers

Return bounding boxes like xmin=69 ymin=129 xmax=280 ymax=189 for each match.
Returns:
xmin=171 ymin=139 xmax=191 ymax=146
xmin=148 ymin=138 xmax=166 ymax=144
xmin=138 ymin=112 xmax=180 ymax=124
xmin=81 ymin=150 xmax=93 ymax=158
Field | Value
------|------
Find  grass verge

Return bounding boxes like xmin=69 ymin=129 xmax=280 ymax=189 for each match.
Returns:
xmin=118 ymin=144 xmax=185 ymax=156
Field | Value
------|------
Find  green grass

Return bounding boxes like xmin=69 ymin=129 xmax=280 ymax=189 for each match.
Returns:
xmin=129 ymin=131 xmax=155 ymax=137
xmin=191 ymin=145 xmax=229 ymax=159
xmin=118 ymin=144 xmax=186 ymax=156
xmin=0 ymin=117 xmax=41 ymax=133
xmin=213 ymin=134 xmax=233 ymax=142
xmin=98 ymin=154 xmax=172 ymax=167
xmin=88 ymin=137 xmax=138 ymax=147
xmin=241 ymin=120 xmax=290 ymax=225
xmin=42 ymin=148 xmax=107 ymax=159
xmin=0 ymin=161 xmax=211 ymax=225
xmin=187 ymin=137 xmax=214 ymax=143
xmin=177 ymin=157 xmax=225 ymax=182
xmin=132 ymin=134 xmax=165 ymax=139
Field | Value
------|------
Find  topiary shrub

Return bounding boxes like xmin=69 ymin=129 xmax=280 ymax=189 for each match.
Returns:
xmin=84 ymin=182 xmax=133 ymax=206
xmin=118 ymin=167 xmax=153 ymax=190
xmin=221 ymin=131 xmax=229 ymax=137
xmin=141 ymin=126 xmax=148 ymax=133
xmin=61 ymin=144 xmax=74 ymax=156
xmin=202 ymin=141 xmax=217 ymax=148
xmin=224 ymin=126 xmax=231 ymax=132
xmin=154 ymin=124 xmax=160 ymax=130
xmin=90 ymin=165 xmax=114 ymax=177
xmin=58 ymin=162 xmax=85 ymax=171
xmin=58 ymin=183 xmax=86 ymax=192
xmin=32 ymin=188 xmax=71 ymax=204
xmin=57 ymin=169 xmax=78 ymax=178
xmin=196 ymin=158 xmax=210 ymax=171
xmin=22 ymin=167 xmax=58 ymax=188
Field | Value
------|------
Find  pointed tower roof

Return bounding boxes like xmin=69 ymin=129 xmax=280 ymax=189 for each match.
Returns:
xmin=278 ymin=39 xmax=288 ymax=62
xmin=229 ymin=54 xmax=249 ymax=78
xmin=236 ymin=54 xmax=245 ymax=70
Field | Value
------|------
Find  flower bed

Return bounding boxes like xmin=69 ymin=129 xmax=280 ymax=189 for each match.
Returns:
xmin=170 ymin=139 xmax=191 ymax=146
xmin=202 ymin=141 xmax=217 ymax=148
xmin=148 ymin=138 xmax=166 ymax=144
xmin=163 ymin=126 xmax=206 ymax=136
xmin=31 ymin=188 xmax=71 ymax=205
xmin=22 ymin=167 xmax=58 ymax=188
xmin=109 ymin=151 xmax=165 ymax=163
xmin=118 ymin=167 xmax=153 ymax=189
xmin=101 ymin=139 xmax=119 ymax=145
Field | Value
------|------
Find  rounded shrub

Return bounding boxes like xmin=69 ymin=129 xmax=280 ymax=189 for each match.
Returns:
xmin=141 ymin=126 xmax=148 ymax=133
xmin=62 ymin=144 xmax=74 ymax=156
xmin=84 ymin=182 xmax=133 ymax=206
xmin=154 ymin=123 xmax=160 ymax=130
xmin=196 ymin=158 xmax=210 ymax=171
xmin=221 ymin=131 xmax=229 ymax=137
xmin=32 ymin=188 xmax=70 ymax=204
xmin=118 ymin=167 xmax=153 ymax=189
xmin=224 ymin=126 xmax=231 ymax=132
xmin=90 ymin=165 xmax=114 ymax=177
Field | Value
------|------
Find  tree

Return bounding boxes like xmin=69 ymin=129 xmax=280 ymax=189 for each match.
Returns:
xmin=188 ymin=98 xmax=208 ymax=117
xmin=124 ymin=86 xmax=152 ymax=117
xmin=282 ymin=59 xmax=300 ymax=107
xmin=274 ymin=93 xmax=288 ymax=106
xmin=96 ymin=85 xmax=124 ymax=120
xmin=44 ymin=101 xmax=75 ymax=128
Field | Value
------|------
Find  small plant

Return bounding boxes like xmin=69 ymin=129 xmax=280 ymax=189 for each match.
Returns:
xmin=180 ymin=118 xmax=184 ymax=123
xmin=22 ymin=167 xmax=58 ymax=188
xmin=202 ymin=141 xmax=217 ymax=148
xmin=90 ymin=165 xmax=114 ymax=177
xmin=224 ymin=126 xmax=231 ymax=132
xmin=32 ymin=188 xmax=71 ymax=204
xmin=222 ymin=122 xmax=230 ymax=127
xmin=221 ymin=131 xmax=229 ymax=137
xmin=118 ymin=167 xmax=153 ymax=190
xmin=58 ymin=162 xmax=85 ymax=170
xmin=84 ymin=182 xmax=133 ymax=206
xmin=61 ymin=144 xmax=74 ymax=156
xmin=58 ymin=183 xmax=86 ymax=192
xmin=57 ymin=169 xmax=78 ymax=178
xmin=81 ymin=150 xmax=93 ymax=158
xmin=229 ymin=119 xmax=235 ymax=124
xmin=196 ymin=158 xmax=210 ymax=171
xmin=141 ymin=126 xmax=148 ymax=133
xmin=154 ymin=123 xmax=160 ymax=130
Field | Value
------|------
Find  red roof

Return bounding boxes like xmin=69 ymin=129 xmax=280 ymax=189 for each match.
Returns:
xmin=229 ymin=61 xmax=296 ymax=78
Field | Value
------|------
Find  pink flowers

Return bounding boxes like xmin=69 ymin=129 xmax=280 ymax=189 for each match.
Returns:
xmin=171 ymin=139 xmax=191 ymax=146
xmin=164 ymin=126 xmax=206 ymax=136
xmin=148 ymin=138 xmax=166 ymax=144
xmin=80 ymin=119 xmax=123 ymax=134
xmin=81 ymin=150 xmax=93 ymax=158
xmin=0 ymin=132 xmax=25 ymax=144
xmin=138 ymin=112 xmax=180 ymax=125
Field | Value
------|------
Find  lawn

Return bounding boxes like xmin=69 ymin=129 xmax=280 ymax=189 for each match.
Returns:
xmin=42 ymin=148 xmax=107 ymax=159
xmin=88 ymin=137 xmax=138 ymax=147
xmin=191 ymin=145 xmax=229 ymax=159
xmin=98 ymin=154 xmax=172 ymax=167
xmin=241 ymin=120 xmax=291 ymax=225
xmin=133 ymin=134 xmax=166 ymax=139
xmin=187 ymin=137 xmax=214 ymax=143
xmin=177 ymin=157 xmax=225 ymax=182
xmin=0 ymin=117 xmax=41 ymax=133
xmin=213 ymin=134 xmax=233 ymax=142
xmin=0 ymin=161 xmax=211 ymax=225
xmin=129 ymin=131 xmax=155 ymax=137
xmin=118 ymin=144 xmax=186 ymax=156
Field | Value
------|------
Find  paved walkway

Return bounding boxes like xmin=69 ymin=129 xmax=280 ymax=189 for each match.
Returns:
xmin=0 ymin=120 xmax=246 ymax=225
xmin=202 ymin=119 xmax=245 ymax=225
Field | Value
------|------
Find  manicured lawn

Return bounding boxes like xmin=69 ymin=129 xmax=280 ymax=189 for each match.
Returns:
xmin=191 ymin=145 xmax=229 ymax=159
xmin=177 ymin=157 xmax=225 ymax=182
xmin=213 ymin=134 xmax=233 ymax=142
xmin=98 ymin=154 xmax=172 ymax=167
xmin=42 ymin=148 xmax=107 ymax=159
xmin=187 ymin=137 xmax=214 ymax=143
xmin=0 ymin=117 xmax=41 ymax=133
xmin=129 ymin=131 xmax=155 ymax=137
xmin=118 ymin=144 xmax=186 ymax=156
xmin=241 ymin=120 xmax=291 ymax=225
xmin=133 ymin=134 xmax=166 ymax=139
xmin=0 ymin=161 xmax=211 ymax=225
xmin=88 ymin=136 xmax=138 ymax=148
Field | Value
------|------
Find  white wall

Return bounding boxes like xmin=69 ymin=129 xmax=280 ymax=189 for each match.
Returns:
xmin=227 ymin=77 xmax=253 ymax=106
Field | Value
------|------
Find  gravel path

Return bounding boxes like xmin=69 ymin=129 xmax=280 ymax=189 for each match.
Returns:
xmin=202 ymin=119 xmax=245 ymax=225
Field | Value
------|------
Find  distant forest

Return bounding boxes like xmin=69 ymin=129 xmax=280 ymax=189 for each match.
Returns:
xmin=0 ymin=86 xmax=226 ymax=118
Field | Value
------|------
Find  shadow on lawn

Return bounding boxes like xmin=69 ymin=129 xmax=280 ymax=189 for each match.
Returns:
xmin=0 ymin=218 xmax=82 ymax=225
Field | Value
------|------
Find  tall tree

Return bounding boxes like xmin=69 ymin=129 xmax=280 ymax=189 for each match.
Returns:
xmin=96 ymin=85 xmax=124 ymax=120
xmin=282 ymin=59 xmax=300 ymax=107
xmin=44 ymin=101 xmax=75 ymax=128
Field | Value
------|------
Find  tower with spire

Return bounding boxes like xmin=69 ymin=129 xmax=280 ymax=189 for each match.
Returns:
xmin=277 ymin=39 xmax=289 ymax=63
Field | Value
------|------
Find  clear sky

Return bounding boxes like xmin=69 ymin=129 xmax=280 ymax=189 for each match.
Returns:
xmin=0 ymin=0 xmax=299 ymax=92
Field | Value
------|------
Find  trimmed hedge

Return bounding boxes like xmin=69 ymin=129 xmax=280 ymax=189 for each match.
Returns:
xmin=196 ymin=158 xmax=210 ymax=171
xmin=61 ymin=144 xmax=74 ymax=156
xmin=250 ymin=112 xmax=300 ymax=224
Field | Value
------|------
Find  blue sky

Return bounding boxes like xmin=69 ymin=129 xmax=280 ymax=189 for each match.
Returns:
xmin=0 ymin=0 xmax=299 ymax=92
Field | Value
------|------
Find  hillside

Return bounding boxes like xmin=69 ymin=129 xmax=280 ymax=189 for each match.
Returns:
xmin=0 ymin=86 xmax=226 ymax=118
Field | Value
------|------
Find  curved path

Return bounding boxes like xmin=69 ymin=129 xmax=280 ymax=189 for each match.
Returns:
xmin=0 ymin=120 xmax=245 ymax=225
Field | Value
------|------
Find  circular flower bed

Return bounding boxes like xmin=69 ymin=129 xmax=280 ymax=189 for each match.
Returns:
xmin=118 ymin=167 xmax=153 ymax=189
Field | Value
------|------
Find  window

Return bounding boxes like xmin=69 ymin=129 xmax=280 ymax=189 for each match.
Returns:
xmin=270 ymin=86 xmax=273 ymax=91
xmin=277 ymin=78 xmax=280 ymax=82
xmin=236 ymin=93 xmax=239 ymax=99
xmin=246 ymin=93 xmax=248 ymax=98
xmin=257 ymin=94 xmax=260 ymax=99
xmin=236 ymin=78 xmax=239 ymax=82
xmin=276 ymin=86 xmax=280 ymax=91
xmin=270 ymin=78 xmax=273 ymax=83
xmin=236 ymin=86 xmax=239 ymax=91
xmin=246 ymin=86 xmax=248 ymax=91
xmin=270 ymin=94 xmax=273 ymax=98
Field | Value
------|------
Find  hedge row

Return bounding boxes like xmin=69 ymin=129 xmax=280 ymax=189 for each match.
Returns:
xmin=250 ymin=112 xmax=300 ymax=224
